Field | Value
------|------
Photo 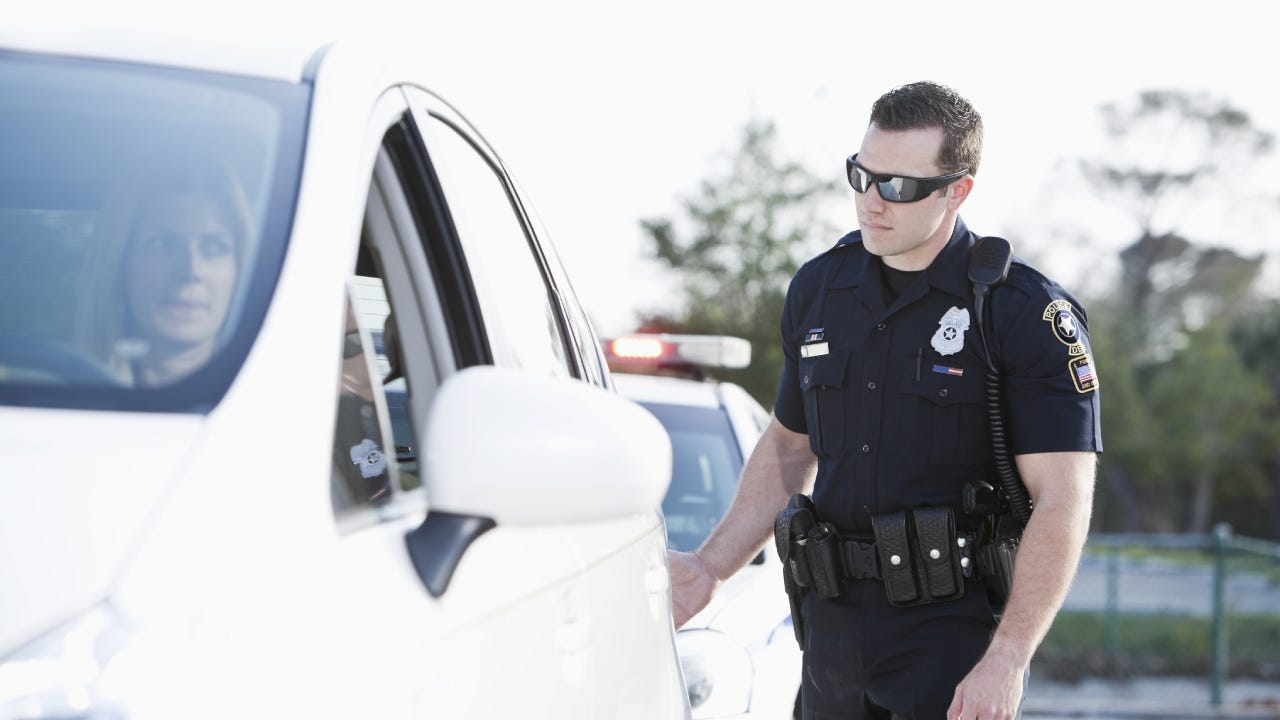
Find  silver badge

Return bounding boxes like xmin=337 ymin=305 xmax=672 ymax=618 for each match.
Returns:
xmin=931 ymin=306 xmax=970 ymax=356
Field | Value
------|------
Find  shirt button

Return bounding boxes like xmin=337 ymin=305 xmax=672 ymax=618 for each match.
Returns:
xmin=938 ymin=388 xmax=949 ymax=398
xmin=866 ymin=381 xmax=877 ymax=390
xmin=861 ymin=443 xmax=871 ymax=453
xmin=876 ymin=323 xmax=887 ymax=331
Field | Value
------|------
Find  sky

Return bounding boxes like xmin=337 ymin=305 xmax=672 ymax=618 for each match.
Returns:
xmin=387 ymin=0 xmax=1280 ymax=336
xmin=15 ymin=0 xmax=1280 ymax=336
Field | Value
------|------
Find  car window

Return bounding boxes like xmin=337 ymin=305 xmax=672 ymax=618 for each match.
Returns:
xmin=331 ymin=281 xmax=400 ymax=515
xmin=0 ymin=50 xmax=307 ymax=411
xmin=513 ymin=181 xmax=610 ymax=387
xmin=330 ymin=125 xmax=454 ymax=523
xmin=641 ymin=401 xmax=743 ymax=553
xmin=416 ymin=115 xmax=572 ymax=378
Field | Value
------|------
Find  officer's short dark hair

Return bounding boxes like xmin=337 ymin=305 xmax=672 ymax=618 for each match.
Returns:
xmin=869 ymin=81 xmax=983 ymax=177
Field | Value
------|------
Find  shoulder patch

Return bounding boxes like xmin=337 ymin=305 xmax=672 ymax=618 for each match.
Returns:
xmin=1043 ymin=300 xmax=1085 ymax=356
xmin=1068 ymin=354 xmax=1099 ymax=393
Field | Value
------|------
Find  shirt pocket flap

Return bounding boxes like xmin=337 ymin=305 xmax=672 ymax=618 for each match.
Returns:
xmin=899 ymin=365 xmax=983 ymax=406
xmin=799 ymin=350 xmax=849 ymax=391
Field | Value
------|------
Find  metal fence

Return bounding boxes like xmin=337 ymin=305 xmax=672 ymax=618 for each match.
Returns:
xmin=1077 ymin=525 xmax=1280 ymax=706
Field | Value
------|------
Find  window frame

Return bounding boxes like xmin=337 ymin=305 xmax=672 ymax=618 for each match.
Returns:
xmin=402 ymin=85 xmax=586 ymax=381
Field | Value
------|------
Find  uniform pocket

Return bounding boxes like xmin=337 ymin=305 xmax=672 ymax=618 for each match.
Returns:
xmin=799 ymin=351 xmax=849 ymax=457
xmin=898 ymin=362 xmax=986 ymax=467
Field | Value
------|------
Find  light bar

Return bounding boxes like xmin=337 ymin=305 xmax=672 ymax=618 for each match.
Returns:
xmin=610 ymin=337 xmax=666 ymax=360
xmin=604 ymin=334 xmax=751 ymax=370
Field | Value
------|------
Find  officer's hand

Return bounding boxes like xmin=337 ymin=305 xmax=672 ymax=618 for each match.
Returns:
xmin=668 ymin=549 xmax=719 ymax=629
xmin=946 ymin=650 xmax=1024 ymax=720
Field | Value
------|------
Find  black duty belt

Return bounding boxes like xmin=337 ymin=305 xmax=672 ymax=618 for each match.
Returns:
xmin=791 ymin=508 xmax=975 ymax=606
xmin=840 ymin=538 xmax=883 ymax=580
xmin=774 ymin=492 xmax=1019 ymax=650
xmin=798 ymin=527 xmax=975 ymax=582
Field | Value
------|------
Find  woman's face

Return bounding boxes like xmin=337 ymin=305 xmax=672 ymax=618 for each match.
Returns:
xmin=125 ymin=192 xmax=239 ymax=351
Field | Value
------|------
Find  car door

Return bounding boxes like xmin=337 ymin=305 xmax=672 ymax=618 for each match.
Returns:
xmin=313 ymin=86 xmax=595 ymax=717
xmin=321 ymin=85 xmax=684 ymax=718
xmin=402 ymin=86 xmax=687 ymax=718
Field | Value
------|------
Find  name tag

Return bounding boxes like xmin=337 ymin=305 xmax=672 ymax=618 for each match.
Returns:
xmin=801 ymin=342 xmax=829 ymax=358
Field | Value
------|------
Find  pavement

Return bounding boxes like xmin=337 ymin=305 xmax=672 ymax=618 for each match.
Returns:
xmin=1023 ymin=677 xmax=1280 ymax=719
xmin=1023 ymin=695 xmax=1280 ymax=719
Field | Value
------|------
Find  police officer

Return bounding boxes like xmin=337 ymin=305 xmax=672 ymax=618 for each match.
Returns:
xmin=668 ymin=81 xmax=1102 ymax=720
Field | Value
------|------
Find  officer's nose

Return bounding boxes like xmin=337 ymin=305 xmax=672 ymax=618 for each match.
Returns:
xmin=860 ymin=183 xmax=888 ymax=212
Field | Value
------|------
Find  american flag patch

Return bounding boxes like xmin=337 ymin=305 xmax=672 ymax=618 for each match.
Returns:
xmin=1076 ymin=362 xmax=1095 ymax=383
xmin=1069 ymin=354 xmax=1098 ymax=393
xmin=932 ymin=364 xmax=964 ymax=377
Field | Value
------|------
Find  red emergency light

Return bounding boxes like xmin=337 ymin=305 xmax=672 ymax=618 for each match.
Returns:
xmin=602 ymin=334 xmax=751 ymax=377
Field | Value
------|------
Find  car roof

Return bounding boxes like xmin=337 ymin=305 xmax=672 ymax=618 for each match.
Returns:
xmin=612 ymin=373 xmax=725 ymax=410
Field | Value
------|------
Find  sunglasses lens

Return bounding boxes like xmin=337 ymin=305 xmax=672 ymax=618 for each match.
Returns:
xmin=847 ymin=162 xmax=867 ymax=193
xmin=847 ymin=158 xmax=922 ymax=203
xmin=878 ymin=177 xmax=922 ymax=203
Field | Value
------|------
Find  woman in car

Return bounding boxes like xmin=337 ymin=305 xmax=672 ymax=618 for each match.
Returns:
xmin=82 ymin=165 xmax=251 ymax=386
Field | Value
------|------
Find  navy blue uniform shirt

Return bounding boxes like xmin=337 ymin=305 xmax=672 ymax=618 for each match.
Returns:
xmin=774 ymin=218 xmax=1102 ymax=537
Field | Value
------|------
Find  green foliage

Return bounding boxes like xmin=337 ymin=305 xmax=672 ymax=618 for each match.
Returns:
xmin=637 ymin=119 xmax=841 ymax=405
xmin=1036 ymin=611 xmax=1280 ymax=681
xmin=1081 ymin=89 xmax=1280 ymax=538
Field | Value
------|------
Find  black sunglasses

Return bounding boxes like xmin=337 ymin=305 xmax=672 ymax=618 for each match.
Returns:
xmin=845 ymin=154 xmax=969 ymax=203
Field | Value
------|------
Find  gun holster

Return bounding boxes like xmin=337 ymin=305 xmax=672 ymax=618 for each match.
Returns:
xmin=774 ymin=494 xmax=818 ymax=650
xmin=962 ymin=481 xmax=1020 ymax=614
xmin=974 ymin=525 xmax=1019 ymax=614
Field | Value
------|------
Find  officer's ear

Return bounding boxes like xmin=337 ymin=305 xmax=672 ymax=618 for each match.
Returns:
xmin=945 ymin=175 xmax=974 ymax=210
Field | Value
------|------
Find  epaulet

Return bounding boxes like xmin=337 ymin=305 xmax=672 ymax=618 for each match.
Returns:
xmin=816 ymin=230 xmax=860 ymax=261
xmin=793 ymin=230 xmax=860 ymax=278
xmin=832 ymin=230 xmax=861 ymax=250
xmin=999 ymin=256 xmax=1053 ymax=298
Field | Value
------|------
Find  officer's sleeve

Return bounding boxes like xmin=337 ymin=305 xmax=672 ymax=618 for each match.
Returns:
xmin=772 ymin=274 xmax=807 ymax=435
xmin=994 ymin=278 xmax=1103 ymax=455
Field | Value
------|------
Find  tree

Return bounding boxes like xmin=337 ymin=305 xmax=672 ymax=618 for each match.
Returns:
xmin=638 ymin=118 xmax=841 ymax=405
xmin=1078 ymin=89 xmax=1279 ymax=534
xmin=1144 ymin=320 xmax=1274 ymax=534
xmin=1082 ymin=90 xmax=1273 ymax=240
xmin=1229 ymin=301 xmax=1280 ymax=539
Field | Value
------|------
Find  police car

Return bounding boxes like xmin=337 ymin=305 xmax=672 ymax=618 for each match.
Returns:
xmin=0 ymin=26 xmax=691 ymax=719
xmin=605 ymin=335 xmax=803 ymax=719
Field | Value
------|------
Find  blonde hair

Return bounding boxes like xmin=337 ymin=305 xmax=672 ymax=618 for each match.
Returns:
xmin=76 ymin=162 xmax=252 ymax=382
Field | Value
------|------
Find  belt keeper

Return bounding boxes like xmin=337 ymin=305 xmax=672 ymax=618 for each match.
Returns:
xmin=841 ymin=540 xmax=880 ymax=580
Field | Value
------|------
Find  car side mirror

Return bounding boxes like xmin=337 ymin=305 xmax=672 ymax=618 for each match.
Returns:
xmin=404 ymin=365 xmax=673 ymax=596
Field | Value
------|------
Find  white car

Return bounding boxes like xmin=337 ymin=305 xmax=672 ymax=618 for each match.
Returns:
xmin=0 ymin=28 xmax=690 ymax=720
xmin=606 ymin=335 xmax=803 ymax=719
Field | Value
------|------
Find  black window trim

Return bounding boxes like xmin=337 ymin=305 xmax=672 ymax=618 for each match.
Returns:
xmin=382 ymin=115 xmax=490 ymax=370
xmin=402 ymin=86 xmax=587 ymax=381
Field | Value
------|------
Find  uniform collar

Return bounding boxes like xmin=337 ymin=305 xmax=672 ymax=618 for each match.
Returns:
xmin=924 ymin=217 xmax=978 ymax=301
xmin=830 ymin=217 xmax=976 ymax=301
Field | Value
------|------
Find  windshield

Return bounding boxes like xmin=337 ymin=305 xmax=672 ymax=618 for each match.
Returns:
xmin=641 ymin=401 xmax=743 ymax=553
xmin=0 ymin=50 xmax=308 ymax=412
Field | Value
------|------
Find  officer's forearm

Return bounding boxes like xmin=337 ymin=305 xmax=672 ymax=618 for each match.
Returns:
xmin=697 ymin=416 xmax=817 ymax=582
xmin=984 ymin=452 xmax=1097 ymax=668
